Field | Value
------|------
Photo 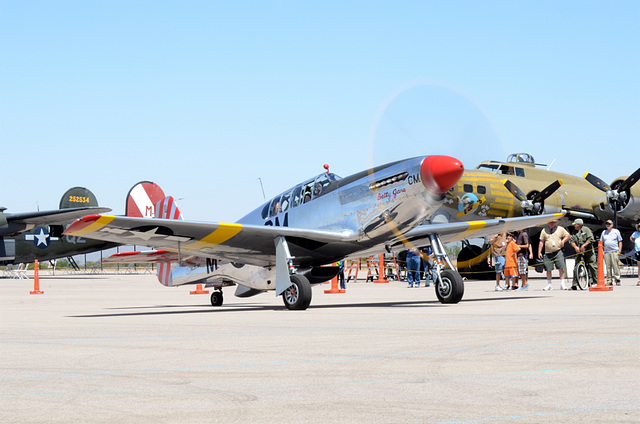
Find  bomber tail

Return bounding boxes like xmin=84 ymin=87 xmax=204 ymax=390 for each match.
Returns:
xmin=59 ymin=187 xmax=99 ymax=209
xmin=125 ymin=181 xmax=166 ymax=218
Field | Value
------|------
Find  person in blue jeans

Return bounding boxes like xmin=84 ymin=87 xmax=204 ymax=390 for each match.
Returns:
xmin=406 ymin=248 xmax=422 ymax=288
xmin=421 ymin=246 xmax=434 ymax=287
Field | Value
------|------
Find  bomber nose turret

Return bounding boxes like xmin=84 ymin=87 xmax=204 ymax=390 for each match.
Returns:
xmin=420 ymin=155 xmax=464 ymax=195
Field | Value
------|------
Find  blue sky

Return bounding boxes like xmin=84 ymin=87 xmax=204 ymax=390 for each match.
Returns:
xmin=1 ymin=1 xmax=638 ymax=222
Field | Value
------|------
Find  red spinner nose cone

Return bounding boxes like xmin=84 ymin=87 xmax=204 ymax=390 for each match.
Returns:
xmin=420 ymin=155 xmax=464 ymax=194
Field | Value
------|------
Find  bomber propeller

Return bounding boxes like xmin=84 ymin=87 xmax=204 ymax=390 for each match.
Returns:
xmin=584 ymin=167 xmax=640 ymax=226
xmin=503 ymin=178 xmax=563 ymax=215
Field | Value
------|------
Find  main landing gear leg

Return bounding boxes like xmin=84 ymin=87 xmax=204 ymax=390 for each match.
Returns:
xmin=429 ymin=233 xmax=465 ymax=304
xmin=274 ymin=236 xmax=312 ymax=310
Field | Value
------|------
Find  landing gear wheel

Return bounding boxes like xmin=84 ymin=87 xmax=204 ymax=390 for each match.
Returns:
xmin=435 ymin=269 xmax=464 ymax=304
xmin=575 ymin=262 xmax=589 ymax=290
xmin=282 ymin=274 xmax=312 ymax=310
xmin=210 ymin=290 xmax=224 ymax=306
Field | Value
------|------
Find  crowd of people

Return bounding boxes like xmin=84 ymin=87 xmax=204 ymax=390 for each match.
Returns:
xmin=490 ymin=219 xmax=640 ymax=291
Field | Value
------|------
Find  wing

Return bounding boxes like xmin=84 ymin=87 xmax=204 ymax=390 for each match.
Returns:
xmin=0 ymin=207 xmax=112 ymax=236
xmin=64 ymin=214 xmax=351 ymax=267
xmin=389 ymin=213 xmax=564 ymax=249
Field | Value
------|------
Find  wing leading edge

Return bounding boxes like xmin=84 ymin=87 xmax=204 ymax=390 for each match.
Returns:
xmin=64 ymin=214 xmax=354 ymax=268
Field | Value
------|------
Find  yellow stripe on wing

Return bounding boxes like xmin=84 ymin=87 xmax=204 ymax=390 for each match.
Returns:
xmin=184 ymin=223 xmax=243 ymax=251
xmin=66 ymin=215 xmax=115 ymax=236
xmin=447 ymin=220 xmax=488 ymax=242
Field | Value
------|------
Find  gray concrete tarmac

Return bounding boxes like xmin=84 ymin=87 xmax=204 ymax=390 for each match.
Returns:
xmin=1 ymin=272 xmax=639 ymax=423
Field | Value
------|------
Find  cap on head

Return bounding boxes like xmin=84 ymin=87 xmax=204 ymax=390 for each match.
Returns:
xmin=573 ymin=218 xmax=583 ymax=226
xmin=605 ymin=219 xmax=613 ymax=225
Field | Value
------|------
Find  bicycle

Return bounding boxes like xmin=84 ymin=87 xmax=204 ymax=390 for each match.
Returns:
xmin=573 ymin=254 xmax=590 ymax=290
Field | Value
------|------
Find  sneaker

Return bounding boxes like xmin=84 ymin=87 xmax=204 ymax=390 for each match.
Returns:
xmin=415 ymin=284 xmax=420 ymax=288
xmin=543 ymin=284 xmax=553 ymax=291
xmin=495 ymin=285 xmax=504 ymax=291
xmin=560 ymin=282 xmax=568 ymax=290
xmin=616 ymin=280 xmax=621 ymax=286
xmin=518 ymin=284 xmax=529 ymax=291
xmin=408 ymin=284 xmax=413 ymax=288
xmin=424 ymin=284 xmax=430 ymax=287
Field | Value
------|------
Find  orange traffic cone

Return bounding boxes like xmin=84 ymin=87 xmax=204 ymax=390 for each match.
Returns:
xmin=590 ymin=240 xmax=613 ymax=292
xmin=190 ymin=284 xmax=209 ymax=294
xmin=324 ymin=273 xmax=345 ymax=294
xmin=30 ymin=260 xmax=43 ymax=295
xmin=374 ymin=253 xmax=389 ymax=283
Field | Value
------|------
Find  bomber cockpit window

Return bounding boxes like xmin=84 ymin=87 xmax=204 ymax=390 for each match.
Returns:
xmin=477 ymin=164 xmax=499 ymax=172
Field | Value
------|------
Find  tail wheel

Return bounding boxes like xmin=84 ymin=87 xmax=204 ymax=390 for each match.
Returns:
xmin=210 ymin=290 xmax=224 ymax=306
xmin=282 ymin=274 xmax=312 ymax=310
xmin=575 ymin=262 xmax=589 ymax=290
xmin=435 ymin=269 xmax=464 ymax=304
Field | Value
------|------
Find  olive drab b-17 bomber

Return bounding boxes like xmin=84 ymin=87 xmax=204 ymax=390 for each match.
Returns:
xmin=0 ymin=182 xmax=166 ymax=265
xmin=431 ymin=153 xmax=639 ymax=273
xmin=65 ymin=155 xmax=562 ymax=310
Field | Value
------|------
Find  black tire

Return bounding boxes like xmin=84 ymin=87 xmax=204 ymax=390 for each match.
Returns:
xmin=282 ymin=274 xmax=312 ymax=310
xmin=435 ymin=269 xmax=464 ymax=304
xmin=210 ymin=290 xmax=224 ymax=306
xmin=575 ymin=262 xmax=589 ymax=290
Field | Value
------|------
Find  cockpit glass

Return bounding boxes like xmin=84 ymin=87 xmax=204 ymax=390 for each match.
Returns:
xmin=291 ymin=185 xmax=303 ymax=208
xmin=268 ymin=195 xmax=282 ymax=218
xmin=281 ymin=191 xmax=291 ymax=212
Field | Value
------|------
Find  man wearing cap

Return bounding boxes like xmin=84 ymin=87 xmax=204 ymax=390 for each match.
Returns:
xmin=569 ymin=218 xmax=597 ymax=288
xmin=631 ymin=223 xmax=640 ymax=286
xmin=601 ymin=219 xmax=623 ymax=286
xmin=538 ymin=220 xmax=571 ymax=290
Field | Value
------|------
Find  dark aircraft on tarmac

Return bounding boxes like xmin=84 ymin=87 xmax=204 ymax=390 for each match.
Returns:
xmin=0 ymin=182 xmax=165 ymax=265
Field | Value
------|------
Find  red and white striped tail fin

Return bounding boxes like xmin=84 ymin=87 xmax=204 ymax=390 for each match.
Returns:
xmin=157 ymin=262 xmax=172 ymax=286
xmin=155 ymin=196 xmax=183 ymax=287
xmin=126 ymin=181 xmax=166 ymax=218
xmin=155 ymin=196 xmax=184 ymax=220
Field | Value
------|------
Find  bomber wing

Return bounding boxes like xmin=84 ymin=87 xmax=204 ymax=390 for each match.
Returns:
xmin=388 ymin=213 xmax=564 ymax=250
xmin=64 ymin=214 xmax=353 ymax=268
xmin=0 ymin=207 xmax=112 ymax=237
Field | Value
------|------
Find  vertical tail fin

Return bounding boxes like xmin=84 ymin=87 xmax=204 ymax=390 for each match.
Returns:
xmin=155 ymin=196 xmax=184 ymax=220
xmin=155 ymin=196 xmax=183 ymax=286
xmin=126 ymin=181 xmax=166 ymax=218
xmin=59 ymin=187 xmax=99 ymax=209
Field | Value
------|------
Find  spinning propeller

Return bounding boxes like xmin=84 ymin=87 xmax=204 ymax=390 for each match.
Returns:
xmin=584 ymin=167 xmax=640 ymax=226
xmin=502 ymin=179 xmax=563 ymax=215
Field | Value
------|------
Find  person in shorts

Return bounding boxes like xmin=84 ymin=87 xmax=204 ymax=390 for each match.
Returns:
xmin=490 ymin=232 xmax=507 ymax=291
xmin=514 ymin=229 xmax=531 ymax=290
xmin=538 ymin=219 xmax=571 ymax=290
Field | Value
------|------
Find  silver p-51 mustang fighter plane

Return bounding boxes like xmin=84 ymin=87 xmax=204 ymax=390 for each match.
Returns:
xmin=65 ymin=155 xmax=562 ymax=310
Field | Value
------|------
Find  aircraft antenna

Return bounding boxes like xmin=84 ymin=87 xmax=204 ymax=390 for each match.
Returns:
xmin=258 ymin=178 xmax=266 ymax=200
xmin=546 ymin=159 xmax=556 ymax=171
